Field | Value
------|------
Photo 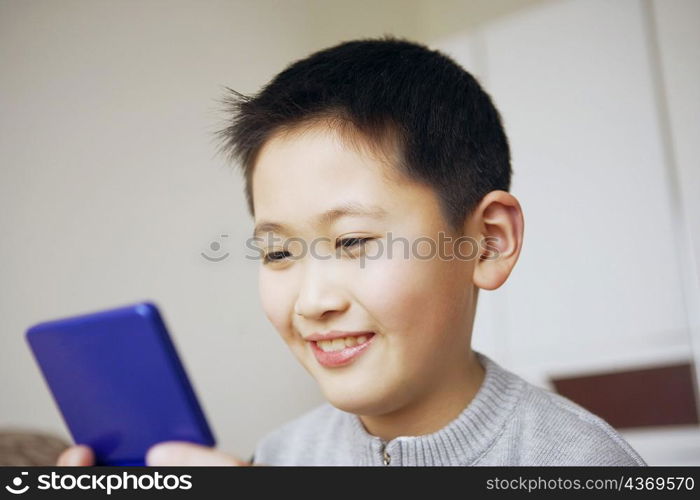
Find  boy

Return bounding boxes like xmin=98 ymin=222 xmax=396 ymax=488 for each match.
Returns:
xmin=58 ymin=35 xmax=647 ymax=466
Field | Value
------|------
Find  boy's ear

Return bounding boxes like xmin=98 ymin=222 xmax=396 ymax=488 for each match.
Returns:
xmin=469 ymin=190 xmax=524 ymax=291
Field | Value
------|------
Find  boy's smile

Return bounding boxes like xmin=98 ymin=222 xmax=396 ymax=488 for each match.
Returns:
xmin=251 ymin=122 xmax=487 ymax=439
xmin=306 ymin=330 xmax=376 ymax=368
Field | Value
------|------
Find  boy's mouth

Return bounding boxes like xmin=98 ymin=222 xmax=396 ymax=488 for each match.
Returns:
xmin=308 ymin=332 xmax=376 ymax=368
xmin=314 ymin=333 xmax=374 ymax=352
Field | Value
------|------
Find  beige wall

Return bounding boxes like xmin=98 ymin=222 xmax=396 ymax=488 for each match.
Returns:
xmin=0 ymin=0 xmax=323 ymax=460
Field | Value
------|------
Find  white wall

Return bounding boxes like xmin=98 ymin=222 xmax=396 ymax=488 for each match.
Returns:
xmin=649 ymin=0 xmax=700 ymax=408
xmin=431 ymin=0 xmax=700 ymax=465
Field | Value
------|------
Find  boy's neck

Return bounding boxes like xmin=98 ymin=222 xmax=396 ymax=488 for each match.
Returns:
xmin=358 ymin=349 xmax=486 ymax=441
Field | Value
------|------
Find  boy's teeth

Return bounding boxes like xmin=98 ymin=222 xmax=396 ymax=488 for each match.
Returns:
xmin=316 ymin=335 xmax=371 ymax=352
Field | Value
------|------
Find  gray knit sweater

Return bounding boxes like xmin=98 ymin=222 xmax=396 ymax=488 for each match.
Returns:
xmin=252 ymin=350 xmax=648 ymax=466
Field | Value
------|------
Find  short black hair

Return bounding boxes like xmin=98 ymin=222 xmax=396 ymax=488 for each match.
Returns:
xmin=215 ymin=34 xmax=511 ymax=234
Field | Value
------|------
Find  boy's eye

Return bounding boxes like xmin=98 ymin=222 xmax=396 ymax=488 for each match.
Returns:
xmin=336 ymin=237 xmax=373 ymax=249
xmin=261 ymin=237 xmax=374 ymax=265
xmin=262 ymin=250 xmax=291 ymax=264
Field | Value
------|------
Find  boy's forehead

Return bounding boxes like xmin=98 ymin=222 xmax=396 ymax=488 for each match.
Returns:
xmin=250 ymin=123 xmax=441 ymax=237
xmin=254 ymin=127 xmax=400 ymax=195
xmin=254 ymin=121 xmax=407 ymax=185
xmin=255 ymin=126 xmax=363 ymax=173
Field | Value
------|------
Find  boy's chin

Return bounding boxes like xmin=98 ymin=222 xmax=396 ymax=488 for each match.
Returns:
xmin=318 ymin=379 xmax=402 ymax=417
xmin=324 ymin=393 xmax=381 ymax=416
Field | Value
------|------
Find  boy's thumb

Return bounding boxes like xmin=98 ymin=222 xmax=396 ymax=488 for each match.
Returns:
xmin=145 ymin=441 xmax=247 ymax=466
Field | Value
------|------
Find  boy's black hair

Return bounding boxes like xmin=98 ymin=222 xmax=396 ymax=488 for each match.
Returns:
xmin=215 ymin=34 xmax=511 ymax=235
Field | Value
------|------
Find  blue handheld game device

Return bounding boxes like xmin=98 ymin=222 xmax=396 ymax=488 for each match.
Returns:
xmin=25 ymin=301 xmax=216 ymax=466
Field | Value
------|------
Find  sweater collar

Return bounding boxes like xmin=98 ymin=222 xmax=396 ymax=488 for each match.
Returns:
xmin=344 ymin=350 xmax=525 ymax=466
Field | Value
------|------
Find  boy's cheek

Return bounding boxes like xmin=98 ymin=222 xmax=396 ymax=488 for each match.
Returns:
xmin=258 ymin=276 xmax=291 ymax=325
xmin=360 ymin=258 xmax=435 ymax=323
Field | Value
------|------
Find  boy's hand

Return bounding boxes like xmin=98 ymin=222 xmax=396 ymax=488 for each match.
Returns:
xmin=57 ymin=445 xmax=95 ymax=466
xmin=145 ymin=442 xmax=249 ymax=466
xmin=57 ymin=442 xmax=251 ymax=466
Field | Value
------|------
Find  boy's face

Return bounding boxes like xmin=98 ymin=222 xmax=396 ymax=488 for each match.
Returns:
xmin=251 ymin=125 xmax=480 ymax=416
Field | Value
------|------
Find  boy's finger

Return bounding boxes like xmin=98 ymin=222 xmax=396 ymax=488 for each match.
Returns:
xmin=57 ymin=445 xmax=94 ymax=466
xmin=145 ymin=442 xmax=246 ymax=466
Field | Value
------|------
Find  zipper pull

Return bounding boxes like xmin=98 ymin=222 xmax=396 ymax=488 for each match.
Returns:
xmin=380 ymin=441 xmax=391 ymax=466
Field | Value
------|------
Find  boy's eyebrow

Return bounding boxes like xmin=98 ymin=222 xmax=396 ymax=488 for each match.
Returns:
xmin=253 ymin=201 xmax=388 ymax=238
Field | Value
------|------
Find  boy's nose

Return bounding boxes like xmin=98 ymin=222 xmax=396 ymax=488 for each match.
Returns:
xmin=293 ymin=262 xmax=350 ymax=320
xmin=294 ymin=287 xmax=349 ymax=320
